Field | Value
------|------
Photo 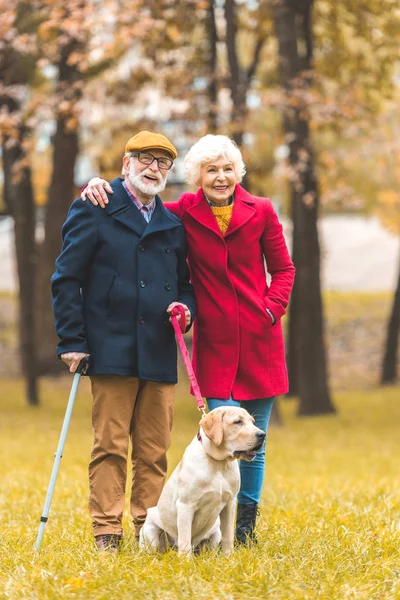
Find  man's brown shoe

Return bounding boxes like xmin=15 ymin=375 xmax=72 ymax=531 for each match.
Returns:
xmin=95 ymin=533 xmax=122 ymax=553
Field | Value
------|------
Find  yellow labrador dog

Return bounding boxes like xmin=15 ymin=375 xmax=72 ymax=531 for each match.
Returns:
xmin=139 ymin=406 xmax=266 ymax=555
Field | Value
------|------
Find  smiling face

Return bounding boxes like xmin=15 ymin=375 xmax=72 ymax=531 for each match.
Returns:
xmin=123 ymin=149 xmax=170 ymax=203
xmin=198 ymin=156 xmax=239 ymax=206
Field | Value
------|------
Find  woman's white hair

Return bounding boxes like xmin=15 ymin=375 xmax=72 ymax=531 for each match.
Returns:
xmin=184 ymin=134 xmax=246 ymax=186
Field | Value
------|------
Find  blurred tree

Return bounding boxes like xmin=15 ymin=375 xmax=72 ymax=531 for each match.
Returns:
xmin=206 ymin=0 xmax=218 ymax=133
xmin=2 ymin=122 xmax=38 ymax=405
xmin=375 ymin=185 xmax=400 ymax=384
xmin=310 ymin=0 xmax=400 ymax=213
xmin=274 ymin=0 xmax=335 ymax=416
xmin=35 ymin=1 xmax=88 ymax=374
xmin=224 ymin=0 xmax=268 ymax=149
xmin=0 ymin=1 xmax=40 ymax=405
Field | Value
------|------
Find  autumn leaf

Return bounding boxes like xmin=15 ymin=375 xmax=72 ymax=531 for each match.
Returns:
xmin=376 ymin=189 xmax=400 ymax=235
xmin=165 ymin=25 xmax=181 ymax=43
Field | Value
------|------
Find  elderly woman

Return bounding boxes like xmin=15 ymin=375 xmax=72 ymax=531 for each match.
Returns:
xmin=82 ymin=134 xmax=295 ymax=544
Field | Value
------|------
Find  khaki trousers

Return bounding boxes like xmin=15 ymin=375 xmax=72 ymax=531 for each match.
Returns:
xmin=89 ymin=376 xmax=175 ymax=537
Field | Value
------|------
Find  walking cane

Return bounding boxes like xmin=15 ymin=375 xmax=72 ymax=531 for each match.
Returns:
xmin=170 ymin=306 xmax=206 ymax=416
xmin=35 ymin=357 xmax=89 ymax=552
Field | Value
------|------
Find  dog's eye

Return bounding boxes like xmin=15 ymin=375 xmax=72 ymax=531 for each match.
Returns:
xmin=234 ymin=419 xmax=243 ymax=425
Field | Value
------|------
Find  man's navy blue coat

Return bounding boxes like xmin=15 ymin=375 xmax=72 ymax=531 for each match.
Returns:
xmin=52 ymin=178 xmax=196 ymax=383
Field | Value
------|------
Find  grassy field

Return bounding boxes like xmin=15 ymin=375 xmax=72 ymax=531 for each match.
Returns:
xmin=1 ymin=377 xmax=400 ymax=599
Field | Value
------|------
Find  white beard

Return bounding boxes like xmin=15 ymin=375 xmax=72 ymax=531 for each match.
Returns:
xmin=128 ymin=164 xmax=167 ymax=197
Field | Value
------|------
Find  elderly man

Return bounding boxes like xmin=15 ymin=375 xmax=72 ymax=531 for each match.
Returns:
xmin=52 ymin=131 xmax=196 ymax=552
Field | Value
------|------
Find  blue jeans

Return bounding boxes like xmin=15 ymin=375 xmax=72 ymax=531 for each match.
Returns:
xmin=206 ymin=397 xmax=274 ymax=505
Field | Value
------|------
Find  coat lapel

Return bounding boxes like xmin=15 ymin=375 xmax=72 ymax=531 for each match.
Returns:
xmin=105 ymin=178 xmax=181 ymax=238
xmin=105 ymin=178 xmax=147 ymax=237
xmin=141 ymin=197 xmax=182 ymax=239
xmin=224 ymin=185 xmax=256 ymax=237
xmin=185 ymin=188 xmax=224 ymax=238
xmin=186 ymin=185 xmax=256 ymax=238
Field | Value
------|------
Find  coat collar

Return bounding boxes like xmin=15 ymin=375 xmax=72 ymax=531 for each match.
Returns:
xmin=142 ymin=195 xmax=183 ymax=239
xmin=105 ymin=178 xmax=181 ymax=238
xmin=186 ymin=184 xmax=256 ymax=238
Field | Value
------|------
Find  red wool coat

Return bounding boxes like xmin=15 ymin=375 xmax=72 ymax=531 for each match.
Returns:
xmin=165 ymin=185 xmax=295 ymax=400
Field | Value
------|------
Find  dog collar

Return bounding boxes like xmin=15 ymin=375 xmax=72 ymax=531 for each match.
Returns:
xmin=197 ymin=430 xmax=203 ymax=444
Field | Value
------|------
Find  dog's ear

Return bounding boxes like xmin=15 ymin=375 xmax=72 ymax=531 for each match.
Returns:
xmin=200 ymin=410 xmax=225 ymax=446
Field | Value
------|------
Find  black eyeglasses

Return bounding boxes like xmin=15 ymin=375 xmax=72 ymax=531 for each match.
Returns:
xmin=132 ymin=152 xmax=174 ymax=171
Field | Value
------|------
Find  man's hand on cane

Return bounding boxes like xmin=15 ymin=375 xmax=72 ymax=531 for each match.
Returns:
xmin=61 ymin=352 xmax=90 ymax=373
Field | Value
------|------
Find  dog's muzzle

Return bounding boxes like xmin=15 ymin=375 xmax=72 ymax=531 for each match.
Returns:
xmin=233 ymin=431 xmax=266 ymax=461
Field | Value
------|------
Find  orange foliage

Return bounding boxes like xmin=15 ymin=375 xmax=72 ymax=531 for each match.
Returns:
xmin=376 ymin=189 xmax=400 ymax=236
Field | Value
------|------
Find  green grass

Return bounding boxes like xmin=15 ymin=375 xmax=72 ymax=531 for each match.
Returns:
xmin=1 ymin=378 xmax=400 ymax=599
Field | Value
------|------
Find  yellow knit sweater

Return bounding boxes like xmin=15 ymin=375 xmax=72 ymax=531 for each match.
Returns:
xmin=210 ymin=203 xmax=234 ymax=236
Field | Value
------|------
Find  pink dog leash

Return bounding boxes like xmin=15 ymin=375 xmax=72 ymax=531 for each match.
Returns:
xmin=170 ymin=305 xmax=206 ymax=415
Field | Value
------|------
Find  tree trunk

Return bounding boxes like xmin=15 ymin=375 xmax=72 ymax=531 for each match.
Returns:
xmin=36 ymin=42 xmax=82 ymax=374
xmin=380 ymin=244 xmax=400 ymax=384
xmin=207 ymin=0 xmax=218 ymax=134
xmin=1 ymin=100 xmax=38 ymax=405
xmin=275 ymin=0 xmax=335 ymax=415
xmin=225 ymin=0 xmax=246 ymax=151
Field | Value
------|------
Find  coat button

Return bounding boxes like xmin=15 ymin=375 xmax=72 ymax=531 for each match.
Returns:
xmin=140 ymin=280 xmax=146 ymax=288
xmin=139 ymin=244 xmax=145 ymax=252
xmin=165 ymin=246 xmax=170 ymax=253
xmin=165 ymin=283 xmax=171 ymax=290
xmin=139 ymin=316 xmax=145 ymax=324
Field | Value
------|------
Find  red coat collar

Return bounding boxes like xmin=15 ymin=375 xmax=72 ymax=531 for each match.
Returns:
xmin=186 ymin=185 xmax=256 ymax=238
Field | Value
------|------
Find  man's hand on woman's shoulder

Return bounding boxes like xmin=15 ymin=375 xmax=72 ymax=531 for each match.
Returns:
xmin=81 ymin=177 xmax=113 ymax=208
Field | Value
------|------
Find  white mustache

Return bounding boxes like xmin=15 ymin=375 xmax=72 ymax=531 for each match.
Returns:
xmin=140 ymin=170 xmax=162 ymax=183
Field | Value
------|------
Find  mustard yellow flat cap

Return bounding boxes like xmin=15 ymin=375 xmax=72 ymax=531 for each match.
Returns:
xmin=125 ymin=131 xmax=178 ymax=160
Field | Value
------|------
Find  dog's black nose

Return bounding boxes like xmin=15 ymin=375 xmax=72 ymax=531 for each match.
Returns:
xmin=256 ymin=431 xmax=266 ymax=440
